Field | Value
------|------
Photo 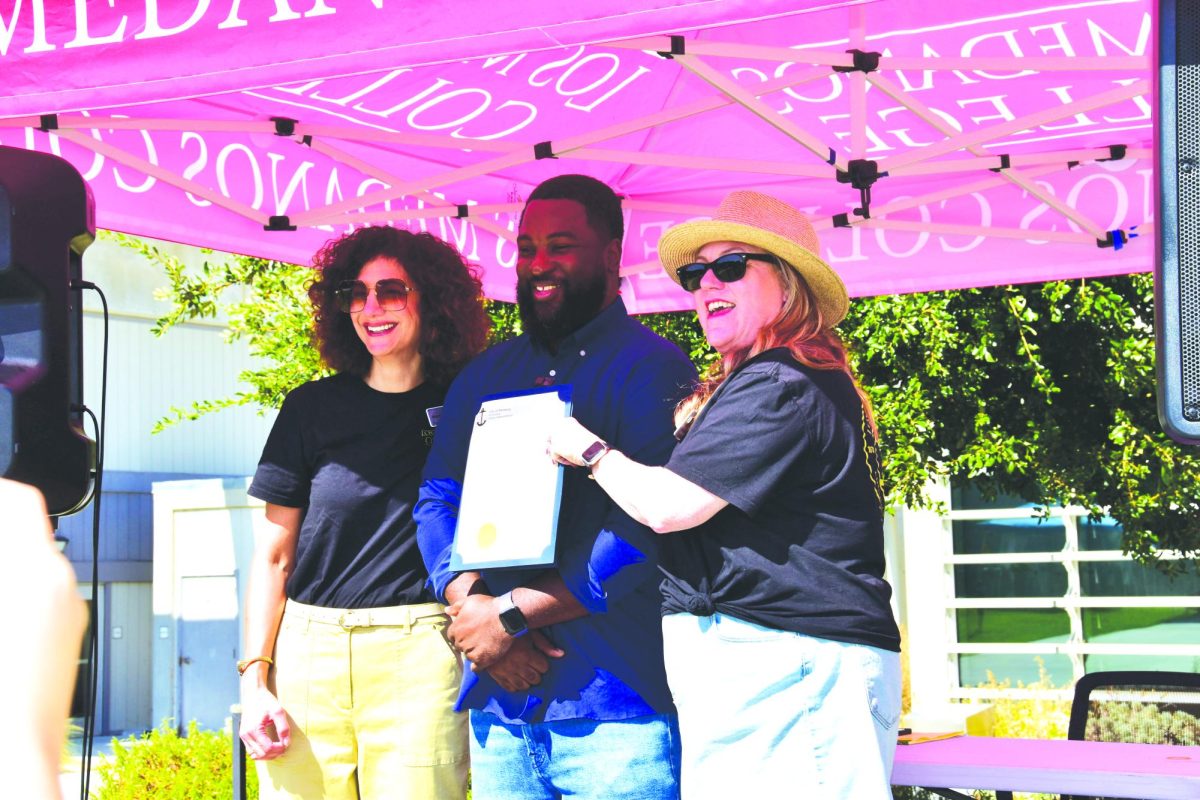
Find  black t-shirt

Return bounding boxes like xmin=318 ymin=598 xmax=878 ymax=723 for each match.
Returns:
xmin=248 ymin=373 xmax=444 ymax=609
xmin=661 ymin=349 xmax=901 ymax=652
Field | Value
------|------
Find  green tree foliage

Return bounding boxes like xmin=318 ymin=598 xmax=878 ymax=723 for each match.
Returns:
xmin=639 ymin=310 xmax=721 ymax=376
xmin=840 ymin=275 xmax=1199 ymax=570
xmin=132 ymin=234 xmax=1198 ymax=565
xmin=484 ymin=295 xmax=523 ymax=345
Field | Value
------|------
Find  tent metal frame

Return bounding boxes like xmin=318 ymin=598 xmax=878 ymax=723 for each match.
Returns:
xmin=0 ymin=27 xmax=1152 ymax=277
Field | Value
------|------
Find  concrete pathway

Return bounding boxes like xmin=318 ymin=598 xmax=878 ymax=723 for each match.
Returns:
xmin=59 ymin=733 xmax=115 ymax=799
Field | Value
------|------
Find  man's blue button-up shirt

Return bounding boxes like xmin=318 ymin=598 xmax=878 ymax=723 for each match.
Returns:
xmin=415 ymin=298 xmax=697 ymax=724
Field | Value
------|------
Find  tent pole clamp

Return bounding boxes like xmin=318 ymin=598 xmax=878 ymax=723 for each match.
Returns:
xmin=656 ymin=35 xmax=687 ymax=59
xmin=265 ymin=215 xmax=297 ymax=231
xmin=836 ymin=158 xmax=882 ymax=221
xmin=1069 ymin=143 xmax=1127 ymax=170
xmin=832 ymin=49 xmax=881 ymax=74
xmin=1097 ymin=225 xmax=1138 ymax=251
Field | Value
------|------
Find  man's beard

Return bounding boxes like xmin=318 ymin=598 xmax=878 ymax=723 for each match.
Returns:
xmin=517 ymin=271 xmax=608 ymax=353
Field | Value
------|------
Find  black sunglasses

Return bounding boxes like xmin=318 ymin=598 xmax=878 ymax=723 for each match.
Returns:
xmin=675 ymin=252 xmax=781 ymax=292
xmin=335 ymin=278 xmax=414 ymax=313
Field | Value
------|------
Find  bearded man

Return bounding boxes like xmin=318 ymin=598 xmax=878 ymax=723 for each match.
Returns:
xmin=416 ymin=174 xmax=696 ymax=799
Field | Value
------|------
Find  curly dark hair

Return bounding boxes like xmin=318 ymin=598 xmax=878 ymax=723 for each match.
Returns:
xmin=307 ymin=226 xmax=489 ymax=387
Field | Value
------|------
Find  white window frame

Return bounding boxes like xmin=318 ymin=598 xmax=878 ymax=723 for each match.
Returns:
xmin=899 ymin=482 xmax=1200 ymax=710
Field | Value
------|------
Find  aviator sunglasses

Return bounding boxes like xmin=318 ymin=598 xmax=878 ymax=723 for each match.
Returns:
xmin=335 ymin=278 xmax=414 ymax=313
xmin=676 ymin=252 xmax=781 ymax=292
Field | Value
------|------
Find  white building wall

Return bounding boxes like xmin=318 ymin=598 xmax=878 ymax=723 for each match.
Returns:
xmin=80 ymin=237 xmax=277 ymax=477
xmin=70 ymin=235 xmax=283 ymax=734
xmin=151 ymin=478 xmax=263 ymax=733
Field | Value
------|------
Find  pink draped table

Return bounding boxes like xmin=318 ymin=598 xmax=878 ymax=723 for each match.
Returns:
xmin=891 ymin=735 xmax=1200 ymax=800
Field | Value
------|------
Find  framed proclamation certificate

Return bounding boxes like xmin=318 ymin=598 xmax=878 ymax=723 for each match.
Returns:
xmin=450 ymin=385 xmax=573 ymax=571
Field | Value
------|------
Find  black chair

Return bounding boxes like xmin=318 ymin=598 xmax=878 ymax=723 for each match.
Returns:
xmin=1063 ymin=670 xmax=1200 ymax=800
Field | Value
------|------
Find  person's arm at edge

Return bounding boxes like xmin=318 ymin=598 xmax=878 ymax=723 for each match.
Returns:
xmin=238 ymin=502 xmax=298 ymax=759
xmin=2 ymin=478 xmax=87 ymax=800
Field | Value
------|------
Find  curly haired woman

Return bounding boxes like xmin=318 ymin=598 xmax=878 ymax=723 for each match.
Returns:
xmin=238 ymin=226 xmax=489 ymax=800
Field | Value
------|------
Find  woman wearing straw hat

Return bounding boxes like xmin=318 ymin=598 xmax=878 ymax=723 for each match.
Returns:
xmin=548 ymin=190 xmax=902 ymax=798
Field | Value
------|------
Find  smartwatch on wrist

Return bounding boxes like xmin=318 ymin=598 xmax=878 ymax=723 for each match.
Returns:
xmin=497 ymin=590 xmax=529 ymax=638
xmin=580 ymin=439 xmax=611 ymax=468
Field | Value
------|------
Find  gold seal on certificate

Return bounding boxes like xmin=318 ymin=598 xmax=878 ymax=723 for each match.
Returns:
xmin=476 ymin=522 xmax=497 ymax=550
xmin=450 ymin=386 xmax=572 ymax=571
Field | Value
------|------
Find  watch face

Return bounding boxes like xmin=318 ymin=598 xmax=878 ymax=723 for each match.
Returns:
xmin=581 ymin=440 xmax=608 ymax=465
xmin=499 ymin=605 xmax=528 ymax=636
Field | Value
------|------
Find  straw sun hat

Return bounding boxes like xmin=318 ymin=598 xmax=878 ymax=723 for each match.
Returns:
xmin=658 ymin=190 xmax=850 ymax=326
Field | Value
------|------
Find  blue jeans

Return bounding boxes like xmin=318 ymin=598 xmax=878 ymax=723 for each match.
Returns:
xmin=662 ymin=612 xmax=901 ymax=800
xmin=468 ymin=710 xmax=681 ymax=800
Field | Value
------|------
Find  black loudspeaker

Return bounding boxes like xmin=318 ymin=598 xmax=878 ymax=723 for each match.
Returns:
xmin=0 ymin=145 xmax=96 ymax=514
xmin=1157 ymin=0 xmax=1200 ymax=445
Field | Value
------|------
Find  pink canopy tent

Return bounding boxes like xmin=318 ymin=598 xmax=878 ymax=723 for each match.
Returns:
xmin=0 ymin=0 xmax=1155 ymax=313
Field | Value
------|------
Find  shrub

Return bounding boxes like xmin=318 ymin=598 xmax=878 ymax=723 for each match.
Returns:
xmin=1085 ymin=699 xmax=1200 ymax=745
xmin=892 ymin=787 xmax=965 ymax=799
xmin=977 ymin=662 xmax=1070 ymax=742
xmin=891 ymin=661 xmax=1071 ymax=800
xmin=96 ymin=720 xmax=258 ymax=800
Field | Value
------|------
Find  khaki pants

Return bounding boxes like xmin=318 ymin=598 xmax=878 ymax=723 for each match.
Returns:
xmin=257 ymin=599 xmax=469 ymax=800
